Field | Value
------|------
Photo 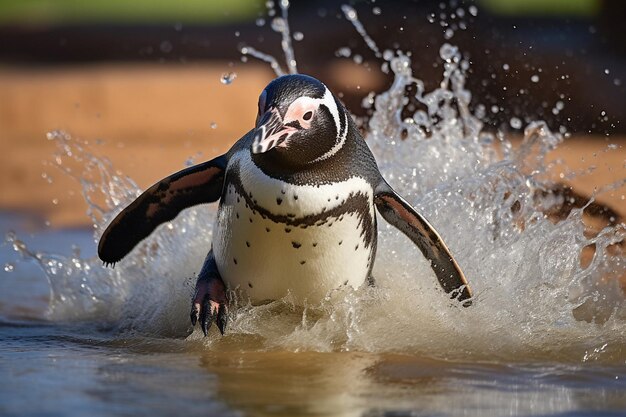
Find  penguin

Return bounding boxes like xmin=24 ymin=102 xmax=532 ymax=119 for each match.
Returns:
xmin=98 ymin=74 xmax=472 ymax=336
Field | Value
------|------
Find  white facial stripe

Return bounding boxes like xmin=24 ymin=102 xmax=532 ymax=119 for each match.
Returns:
xmin=311 ymin=87 xmax=348 ymax=163
xmin=320 ymin=87 xmax=340 ymax=133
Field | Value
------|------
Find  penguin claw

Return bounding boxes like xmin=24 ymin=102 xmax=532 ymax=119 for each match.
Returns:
xmin=190 ymin=304 xmax=199 ymax=326
xmin=190 ymin=278 xmax=228 ymax=337
xmin=217 ymin=304 xmax=228 ymax=335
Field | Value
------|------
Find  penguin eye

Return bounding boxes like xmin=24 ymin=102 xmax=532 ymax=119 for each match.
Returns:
xmin=284 ymin=97 xmax=318 ymax=128
xmin=258 ymin=91 xmax=267 ymax=114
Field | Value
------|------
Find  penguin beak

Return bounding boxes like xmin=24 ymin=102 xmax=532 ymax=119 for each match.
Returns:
xmin=252 ymin=107 xmax=298 ymax=154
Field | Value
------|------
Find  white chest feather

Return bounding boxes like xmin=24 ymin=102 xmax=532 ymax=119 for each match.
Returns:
xmin=212 ymin=151 xmax=376 ymax=304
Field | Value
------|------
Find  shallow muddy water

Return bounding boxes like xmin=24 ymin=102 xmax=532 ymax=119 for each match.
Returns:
xmin=2 ymin=1 xmax=625 ymax=416
xmin=2 ymin=312 xmax=626 ymax=417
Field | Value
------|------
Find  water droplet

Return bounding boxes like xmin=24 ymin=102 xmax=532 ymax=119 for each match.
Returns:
xmin=160 ymin=41 xmax=173 ymax=54
xmin=502 ymin=63 xmax=510 ymax=71
xmin=372 ymin=7 xmax=381 ymax=16
xmin=41 ymin=172 xmax=53 ymax=184
xmin=256 ymin=18 xmax=266 ymax=27
xmin=510 ymin=117 xmax=522 ymax=129
xmin=342 ymin=5 xmax=357 ymax=21
xmin=210 ymin=122 xmax=218 ymax=129
xmin=439 ymin=43 xmax=458 ymax=61
xmin=293 ymin=31 xmax=304 ymax=41
xmin=469 ymin=5 xmax=478 ymax=16
xmin=336 ymin=47 xmax=352 ymax=58
xmin=220 ymin=72 xmax=237 ymax=85
xmin=271 ymin=17 xmax=286 ymax=32
xmin=604 ymin=68 xmax=610 ymax=75
xmin=444 ymin=28 xmax=454 ymax=39
xmin=3 ymin=263 xmax=14 ymax=272
xmin=531 ymin=74 xmax=539 ymax=83
xmin=383 ymin=50 xmax=394 ymax=61
xmin=234 ymin=31 xmax=240 ymax=37
xmin=491 ymin=105 xmax=499 ymax=114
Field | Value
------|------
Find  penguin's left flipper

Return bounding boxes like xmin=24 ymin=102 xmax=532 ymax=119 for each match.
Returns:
xmin=98 ymin=154 xmax=228 ymax=265
xmin=374 ymin=181 xmax=472 ymax=306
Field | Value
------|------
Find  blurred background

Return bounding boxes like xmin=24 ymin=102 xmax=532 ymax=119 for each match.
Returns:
xmin=0 ymin=0 xmax=624 ymax=227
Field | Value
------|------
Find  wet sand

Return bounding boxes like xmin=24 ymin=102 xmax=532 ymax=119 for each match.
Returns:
xmin=1 ymin=63 xmax=624 ymax=228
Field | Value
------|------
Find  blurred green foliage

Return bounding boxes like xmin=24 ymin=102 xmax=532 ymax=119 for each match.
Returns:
xmin=0 ymin=0 xmax=601 ymax=25
xmin=479 ymin=0 xmax=600 ymax=16
xmin=0 ymin=0 xmax=264 ymax=24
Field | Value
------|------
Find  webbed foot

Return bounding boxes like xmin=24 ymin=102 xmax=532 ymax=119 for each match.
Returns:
xmin=190 ymin=251 xmax=228 ymax=336
xmin=191 ymin=278 xmax=228 ymax=336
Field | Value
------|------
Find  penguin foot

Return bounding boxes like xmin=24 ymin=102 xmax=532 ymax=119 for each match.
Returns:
xmin=190 ymin=277 xmax=228 ymax=336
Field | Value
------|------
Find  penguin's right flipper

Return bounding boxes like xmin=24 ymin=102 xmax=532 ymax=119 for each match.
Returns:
xmin=190 ymin=250 xmax=228 ymax=336
xmin=374 ymin=181 xmax=472 ymax=305
xmin=98 ymin=155 xmax=228 ymax=265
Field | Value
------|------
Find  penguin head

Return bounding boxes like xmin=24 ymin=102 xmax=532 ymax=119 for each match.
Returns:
xmin=252 ymin=74 xmax=348 ymax=165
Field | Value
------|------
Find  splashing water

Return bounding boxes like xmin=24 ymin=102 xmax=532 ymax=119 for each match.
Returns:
xmin=240 ymin=0 xmax=298 ymax=77
xmin=3 ymin=4 xmax=625 ymax=364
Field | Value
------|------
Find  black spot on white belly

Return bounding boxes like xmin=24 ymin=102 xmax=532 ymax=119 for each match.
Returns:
xmin=292 ymin=241 xmax=301 ymax=249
